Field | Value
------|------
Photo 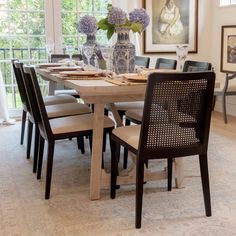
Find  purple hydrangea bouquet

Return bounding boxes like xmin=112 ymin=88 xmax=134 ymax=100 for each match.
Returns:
xmin=77 ymin=15 xmax=106 ymax=69
xmin=77 ymin=15 xmax=98 ymax=35
xmin=98 ymin=4 xmax=150 ymax=39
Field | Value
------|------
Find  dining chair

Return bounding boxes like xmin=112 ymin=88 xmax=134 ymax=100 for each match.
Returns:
xmin=213 ymin=72 xmax=236 ymax=123
xmin=155 ymin=57 xmax=177 ymax=69
xmin=23 ymin=65 xmax=115 ymax=199
xmin=50 ymin=54 xmax=80 ymax=97
xmin=15 ymin=61 xmax=91 ymax=173
xmin=183 ymin=60 xmax=212 ymax=72
xmin=50 ymin=54 xmax=69 ymax=62
xmin=123 ymin=57 xmax=177 ymax=167
xmin=110 ymin=71 xmax=215 ymax=228
xmin=135 ymin=56 xmax=150 ymax=68
xmin=11 ymin=59 xmax=78 ymax=145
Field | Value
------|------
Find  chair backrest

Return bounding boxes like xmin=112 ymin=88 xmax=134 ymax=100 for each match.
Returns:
xmin=11 ymin=59 xmax=30 ymax=110
xmin=51 ymin=54 xmax=69 ymax=63
xmin=183 ymin=60 xmax=212 ymax=72
xmin=135 ymin=56 xmax=150 ymax=68
xmin=23 ymin=66 xmax=53 ymax=140
xmin=15 ymin=62 xmax=41 ymax=124
xmin=72 ymin=54 xmax=83 ymax=61
xmin=138 ymin=72 xmax=215 ymax=160
xmin=155 ymin=58 xmax=177 ymax=70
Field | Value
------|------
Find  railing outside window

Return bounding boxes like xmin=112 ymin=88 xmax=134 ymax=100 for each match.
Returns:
xmin=0 ymin=48 xmax=47 ymax=109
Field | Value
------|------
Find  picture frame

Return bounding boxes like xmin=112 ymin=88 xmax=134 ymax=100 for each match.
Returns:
xmin=221 ymin=25 xmax=236 ymax=73
xmin=143 ymin=0 xmax=198 ymax=54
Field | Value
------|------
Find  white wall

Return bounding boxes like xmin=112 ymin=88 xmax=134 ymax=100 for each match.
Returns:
xmin=112 ymin=0 xmax=236 ymax=117
xmin=211 ymin=2 xmax=236 ymax=116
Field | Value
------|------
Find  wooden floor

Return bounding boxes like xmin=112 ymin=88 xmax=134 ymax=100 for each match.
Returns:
xmin=211 ymin=111 xmax=236 ymax=139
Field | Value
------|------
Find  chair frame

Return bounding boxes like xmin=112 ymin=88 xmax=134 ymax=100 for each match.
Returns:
xmin=110 ymin=72 xmax=215 ymax=228
xmin=155 ymin=57 xmax=177 ymax=69
xmin=214 ymin=72 xmax=236 ymax=123
xmin=183 ymin=60 xmax=212 ymax=72
xmin=135 ymin=56 xmax=150 ymax=68
xmin=24 ymin=66 xmax=114 ymax=199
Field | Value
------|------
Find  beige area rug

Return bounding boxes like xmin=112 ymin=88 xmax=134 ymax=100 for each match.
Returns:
xmin=0 ymin=121 xmax=236 ymax=236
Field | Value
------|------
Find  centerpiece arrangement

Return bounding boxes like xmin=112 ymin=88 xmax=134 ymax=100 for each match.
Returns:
xmin=98 ymin=4 xmax=150 ymax=74
xmin=77 ymin=15 xmax=104 ymax=68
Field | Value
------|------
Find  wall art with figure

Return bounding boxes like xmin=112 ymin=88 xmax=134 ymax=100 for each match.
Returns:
xmin=221 ymin=25 xmax=236 ymax=72
xmin=143 ymin=0 xmax=198 ymax=53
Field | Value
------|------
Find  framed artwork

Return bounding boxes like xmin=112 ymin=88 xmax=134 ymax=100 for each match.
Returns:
xmin=143 ymin=0 xmax=198 ymax=53
xmin=221 ymin=25 xmax=236 ymax=72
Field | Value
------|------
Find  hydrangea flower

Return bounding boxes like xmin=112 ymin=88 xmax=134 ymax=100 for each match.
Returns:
xmin=108 ymin=6 xmax=127 ymax=25
xmin=129 ymin=8 xmax=150 ymax=30
xmin=98 ymin=4 xmax=150 ymax=39
xmin=77 ymin=15 xmax=98 ymax=35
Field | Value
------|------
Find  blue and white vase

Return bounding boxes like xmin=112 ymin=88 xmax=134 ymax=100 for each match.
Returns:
xmin=82 ymin=34 xmax=105 ymax=69
xmin=113 ymin=27 xmax=136 ymax=74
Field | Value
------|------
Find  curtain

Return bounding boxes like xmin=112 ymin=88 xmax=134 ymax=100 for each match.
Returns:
xmin=0 ymin=70 xmax=15 ymax=125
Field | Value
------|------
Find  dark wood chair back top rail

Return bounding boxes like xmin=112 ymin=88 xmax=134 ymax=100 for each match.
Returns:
xmin=155 ymin=58 xmax=177 ymax=70
xmin=135 ymin=56 xmax=150 ymax=68
xmin=12 ymin=60 xmax=30 ymax=110
xmin=183 ymin=60 xmax=212 ymax=72
xmin=51 ymin=54 xmax=82 ymax=63
xmin=15 ymin=62 xmax=42 ymax=124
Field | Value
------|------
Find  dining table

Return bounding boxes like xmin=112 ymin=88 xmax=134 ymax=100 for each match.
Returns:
xmin=36 ymin=66 xmax=186 ymax=200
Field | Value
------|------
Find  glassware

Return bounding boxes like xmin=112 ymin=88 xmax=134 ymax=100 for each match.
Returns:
xmin=65 ymin=45 xmax=75 ymax=66
xmin=176 ymin=45 xmax=188 ymax=71
xmin=100 ymin=45 xmax=114 ymax=72
xmin=83 ymin=45 xmax=95 ymax=69
xmin=45 ymin=43 xmax=54 ymax=63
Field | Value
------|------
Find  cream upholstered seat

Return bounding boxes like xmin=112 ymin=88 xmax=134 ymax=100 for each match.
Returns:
xmin=214 ymin=72 xmax=236 ymax=123
xmin=126 ymin=108 xmax=196 ymax=125
xmin=48 ymin=113 xmax=114 ymax=135
xmin=43 ymin=94 xmax=77 ymax=105
xmin=54 ymin=89 xmax=79 ymax=96
xmin=24 ymin=65 xmax=115 ymax=199
xmin=106 ymin=101 xmax=144 ymax=112
xmin=46 ymin=103 xmax=90 ymax=118
xmin=112 ymin=124 xmax=198 ymax=151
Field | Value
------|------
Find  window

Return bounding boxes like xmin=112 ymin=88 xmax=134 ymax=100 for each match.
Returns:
xmin=60 ymin=0 xmax=109 ymax=48
xmin=0 ymin=0 xmax=47 ymax=110
xmin=220 ymin=0 xmax=236 ymax=6
xmin=0 ymin=0 xmax=109 ymax=113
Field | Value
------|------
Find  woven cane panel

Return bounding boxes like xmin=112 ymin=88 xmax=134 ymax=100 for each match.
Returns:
xmin=144 ymin=79 xmax=208 ymax=150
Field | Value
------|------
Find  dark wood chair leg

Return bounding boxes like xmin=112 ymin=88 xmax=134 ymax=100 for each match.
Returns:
xmin=103 ymin=109 xmax=109 ymax=152
xmin=33 ymin=125 xmax=40 ymax=173
xmin=123 ymin=118 xmax=130 ymax=169
xmin=45 ymin=140 xmax=55 ymax=199
xmin=222 ymin=94 xmax=227 ymax=124
xmin=20 ymin=110 xmax=27 ymax=145
xmin=88 ymin=134 xmax=92 ymax=153
xmin=103 ymin=132 xmax=107 ymax=152
xmin=199 ymin=154 xmax=212 ymax=217
xmin=26 ymin=120 xmax=33 ymax=159
xmin=77 ymin=136 xmax=85 ymax=154
xmin=212 ymin=95 xmax=216 ymax=110
xmin=135 ymin=160 xmax=145 ymax=229
xmin=167 ymin=158 xmax=173 ymax=191
xmin=37 ymin=135 xmax=45 ymax=179
xmin=110 ymin=140 xmax=120 ymax=199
